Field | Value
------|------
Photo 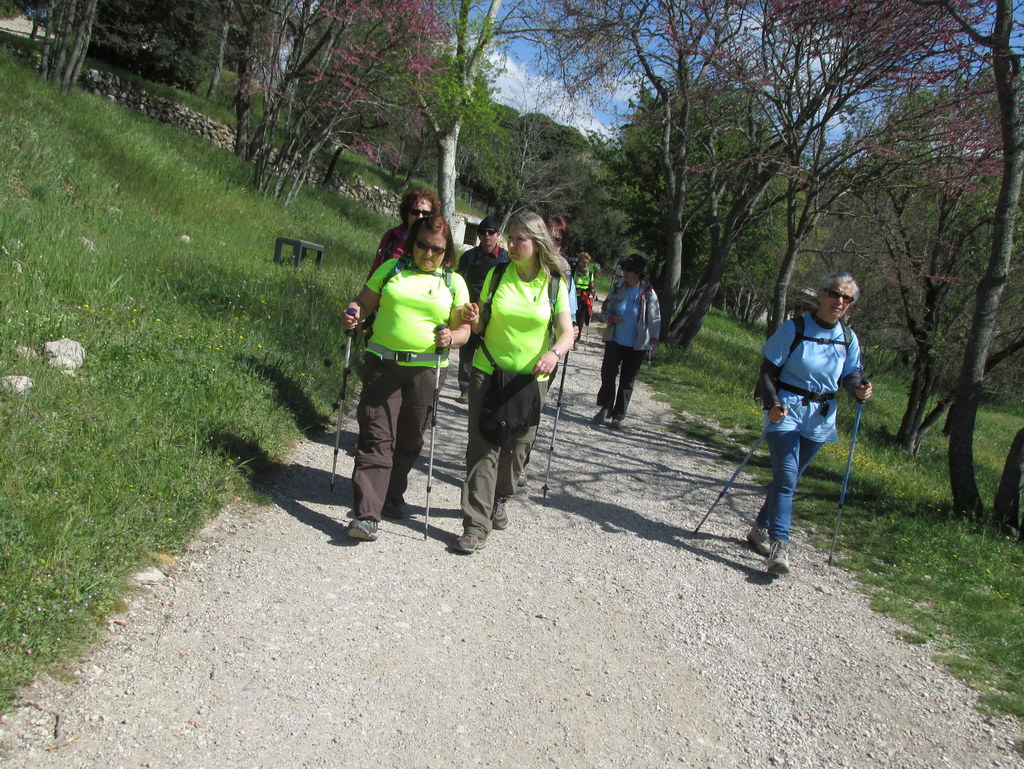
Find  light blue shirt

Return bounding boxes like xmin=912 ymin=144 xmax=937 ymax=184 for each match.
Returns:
xmin=761 ymin=314 xmax=862 ymax=442
xmin=608 ymin=286 xmax=642 ymax=347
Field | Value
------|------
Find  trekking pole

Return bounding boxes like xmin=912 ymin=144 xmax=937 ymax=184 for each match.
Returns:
xmin=693 ymin=430 xmax=768 ymax=534
xmin=329 ymin=308 xmax=359 ymax=491
xmin=423 ymin=324 xmax=447 ymax=540
xmin=541 ymin=351 xmax=571 ymax=501
xmin=828 ymin=397 xmax=866 ymax=566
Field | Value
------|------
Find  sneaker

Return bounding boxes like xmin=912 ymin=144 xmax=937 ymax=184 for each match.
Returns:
xmin=456 ymin=391 xmax=470 ymax=404
xmin=381 ymin=501 xmax=406 ymax=520
xmin=767 ymin=540 xmax=790 ymax=575
xmin=454 ymin=532 xmax=487 ymax=553
xmin=348 ymin=518 xmax=379 ymax=541
xmin=491 ymin=496 xmax=510 ymax=531
xmin=609 ymin=415 xmax=625 ymax=429
xmin=592 ymin=407 xmax=608 ymax=424
xmin=746 ymin=525 xmax=770 ymax=557
xmin=517 ymin=471 xmax=529 ymax=489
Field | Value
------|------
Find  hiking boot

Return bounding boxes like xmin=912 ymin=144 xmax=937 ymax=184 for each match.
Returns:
xmin=491 ymin=496 xmax=510 ymax=531
xmin=381 ymin=501 xmax=406 ymax=520
xmin=518 ymin=471 xmax=529 ymax=489
xmin=348 ymin=518 xmax=379 ymax=541
xmin=592 ymin=407 xmax=608 ymax=424
xmin=456 ymin=390 xmax=470 ymax=404
xmin=609 ymin=415 xmax=625 ymax=428
xmin=767 ymin=539 xmax=790 ymax=575
xmin=747 ymin=524 xmax=770 ymax=557
xmin=454 ymin=531 xmax=487 ymax=553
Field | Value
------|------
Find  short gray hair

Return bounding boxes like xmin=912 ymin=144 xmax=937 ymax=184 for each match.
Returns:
xmin=818 ymin=272 xmax=861 ymax=302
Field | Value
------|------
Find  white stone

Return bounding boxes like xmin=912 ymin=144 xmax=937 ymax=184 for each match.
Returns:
xmin=43 ymin=338 xmax=85 ymax=370
xmin=2 ymin=376 xmax=33 ymax=394
xmin=178 ymin=234 xmax=191 ymax=243
xmin=133 ymin=568 xmax=166 ymax=584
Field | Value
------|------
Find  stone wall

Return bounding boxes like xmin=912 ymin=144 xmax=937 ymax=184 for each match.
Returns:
xmin=77 ymin=68 xmax=404 ymax=220
xmin=79 ymin=69 xmax=236 ymax=152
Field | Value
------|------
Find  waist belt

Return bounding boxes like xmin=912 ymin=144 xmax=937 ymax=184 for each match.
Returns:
xmin=367 ymin=341 xmax=448 ymax=363
xmin=778 ymin=383 xmax=836 ymax=403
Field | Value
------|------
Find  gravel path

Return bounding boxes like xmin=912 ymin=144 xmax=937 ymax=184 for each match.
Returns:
xmin=1 ymin=329 xmax=1020 ymax=768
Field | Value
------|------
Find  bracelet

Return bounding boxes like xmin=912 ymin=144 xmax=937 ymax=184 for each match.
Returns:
xmin=550 ymin=348 xmax=562 ymax=359
xmin=447 ymin=336 xmax=453 ymax=348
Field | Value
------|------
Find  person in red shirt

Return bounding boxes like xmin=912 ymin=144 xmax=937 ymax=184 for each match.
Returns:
xmin=368 ymin=187 xmax=442 ymax=277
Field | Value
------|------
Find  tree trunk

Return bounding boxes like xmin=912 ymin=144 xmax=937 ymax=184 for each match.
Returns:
xmin=947 ymin=12 xmax=1023 ymax=516
xmin=993 ymin=429 xmax=1024 ymax=534
xmin=206 ymin=18 xmax=230 ymax=100
xmin=895 ymin=348 xmax=936 ymax=453
xmin=437 ymin=123 xmax=461 ymax=223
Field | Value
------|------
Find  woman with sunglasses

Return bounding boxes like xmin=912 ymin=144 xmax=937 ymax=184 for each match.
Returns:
xmin=367 ymin=187 xmax=441 ymax=277
xmin=343 ymin=215 xmax=471 ymax=542
xmin=748 ymin=272 xmax=873 ymax=575
xmin=594 ymin=253 xmax=660 ymax=428
xmin=455 ymin=211 xmax=574 ymax=553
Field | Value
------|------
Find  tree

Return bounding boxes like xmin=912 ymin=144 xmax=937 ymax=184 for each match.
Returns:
xmin=422 ymin=0 xmax=504 ymax=222
xmin=911 ymin=0 xmax=1024 ymax=516
xmin=239 ymin=0 xmax=443 ymax=205
xmin=534 ymin=0 xmax=949 ymax=352
xmin=39 ymin=0 xmax=98 ymax=94
xmin=88 ymin=0 xmax=219 ymax=90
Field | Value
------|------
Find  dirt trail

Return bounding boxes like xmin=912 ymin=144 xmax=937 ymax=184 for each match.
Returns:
xmin=1 ymin=330 xmax=1020 ymax=768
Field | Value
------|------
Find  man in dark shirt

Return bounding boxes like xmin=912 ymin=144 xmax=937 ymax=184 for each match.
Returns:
xmin=455 ymin=216 xmax=509 ymax=401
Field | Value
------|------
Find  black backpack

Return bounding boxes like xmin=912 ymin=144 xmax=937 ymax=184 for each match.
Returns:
xmin=754 ymin=315 xmax=852 ymax=403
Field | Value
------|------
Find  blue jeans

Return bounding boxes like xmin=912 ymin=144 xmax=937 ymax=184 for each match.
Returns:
xmin=755 ymin=430 xmax=823 ymax=542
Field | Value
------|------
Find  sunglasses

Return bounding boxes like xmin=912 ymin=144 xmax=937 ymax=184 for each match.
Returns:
xmin=479 ymin=229 xmax=498 ymax=235
xmin=415 ymin=240 xmax=446 ymax=256
xmin=825 ymin=288 xmax=855 ymax=304
xmin=410 ymin=209 xmax=432 ymax=217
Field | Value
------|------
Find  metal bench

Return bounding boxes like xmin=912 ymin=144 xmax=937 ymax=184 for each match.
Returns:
xmin=274 ymin=237 xmax=324 ymax=269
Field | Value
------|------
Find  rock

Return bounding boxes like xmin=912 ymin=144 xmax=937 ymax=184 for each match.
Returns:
xmin=2 ymin=376 xmax=33 ymax=394
xmin=178 ymin=234 xmax=191 ymax=244
xmin=43 ymin=338 xmax=85 ymax=371
xmin=14 ymin=345 xmax=38 ymax=359
xmin=133 ymin=568 xmax=166 ymax=584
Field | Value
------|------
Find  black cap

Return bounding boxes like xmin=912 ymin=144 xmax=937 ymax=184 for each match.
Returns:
xmin=478 ymin=216 xmax=500 ymax=232
xmin=620 ymin=253 xmax=646 ymax=273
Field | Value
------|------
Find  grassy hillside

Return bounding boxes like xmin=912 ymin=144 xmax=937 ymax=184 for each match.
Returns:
xmin=0 ymin=49 xmax=387 ymax=704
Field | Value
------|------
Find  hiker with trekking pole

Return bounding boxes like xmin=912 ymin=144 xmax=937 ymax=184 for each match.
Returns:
xmin=341 ymin=215 xmax=471 ymax=543
xmin=455 ymin=211 xmax=574 ymax=553
xmin=747 ymin=271 xmax=873 ymax=575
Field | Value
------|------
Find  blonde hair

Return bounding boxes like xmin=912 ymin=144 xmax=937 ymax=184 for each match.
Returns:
xmin=507 ymin=211 xmax=570 ymax=280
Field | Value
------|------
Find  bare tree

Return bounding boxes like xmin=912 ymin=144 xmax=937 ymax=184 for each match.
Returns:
xmin=911 ymin=0 xmax=1024 ymax=515
xmin=39 ymin=0 xmax=99 ymax=94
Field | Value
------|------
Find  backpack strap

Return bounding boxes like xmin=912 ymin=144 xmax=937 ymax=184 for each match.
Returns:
xmin=379 ymin=258 xmax=457 ymax=307
xmin=480 ymin=261 xmax=512 ymax=329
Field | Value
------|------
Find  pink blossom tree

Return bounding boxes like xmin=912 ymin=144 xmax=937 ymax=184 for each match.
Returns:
xmin=237 ymin=0 xmax=444 ymax=205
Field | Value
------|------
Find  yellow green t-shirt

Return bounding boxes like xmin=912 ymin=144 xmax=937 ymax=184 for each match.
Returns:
xmin=367 ymin=259 xmax=469 ymax=367
xmin=574 ymin=263 xmax=596 ymax=291
xmin=473 ymin=264 xmax=571 ymax=379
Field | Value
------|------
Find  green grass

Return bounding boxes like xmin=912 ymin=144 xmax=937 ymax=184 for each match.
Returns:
xmin=646 ymin=308 xmax=1024 ymax=729
xmin=0 ymin=49 xmax=389 ymax=705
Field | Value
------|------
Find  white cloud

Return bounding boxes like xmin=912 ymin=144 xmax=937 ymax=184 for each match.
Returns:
xmin=488 ymin=49 xmax=616 ymax=137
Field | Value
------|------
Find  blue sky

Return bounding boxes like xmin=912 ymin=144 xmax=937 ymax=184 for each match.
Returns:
xmin=488 ymin=38 xmax=627 ymax=137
